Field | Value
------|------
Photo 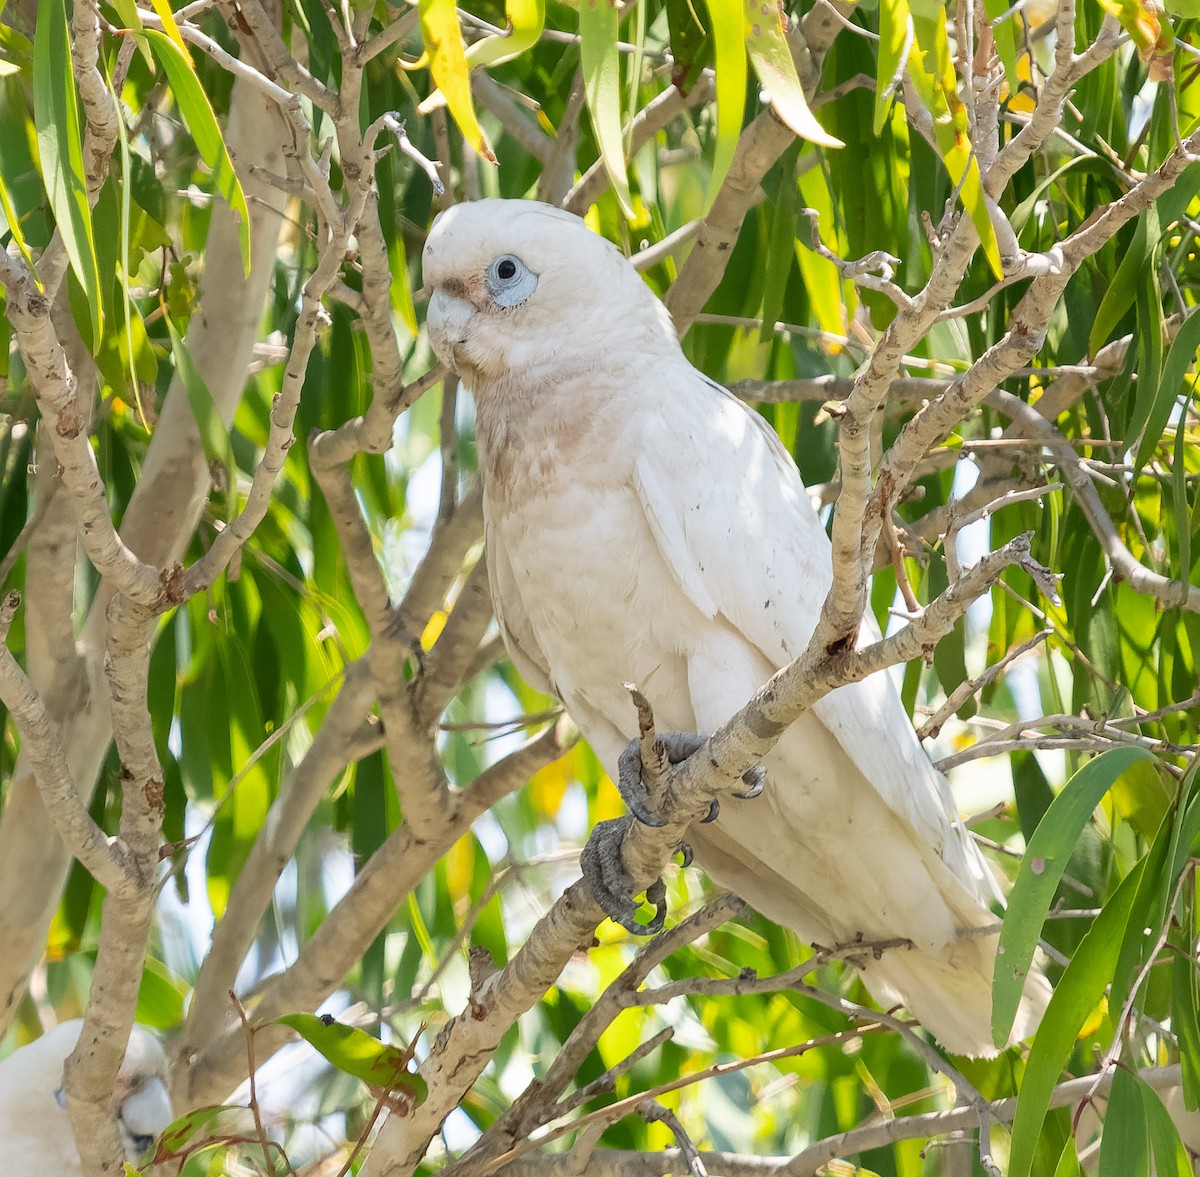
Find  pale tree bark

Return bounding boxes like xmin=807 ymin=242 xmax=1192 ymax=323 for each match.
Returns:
xmin=0 ymin=74 xmax=290 ymax=1034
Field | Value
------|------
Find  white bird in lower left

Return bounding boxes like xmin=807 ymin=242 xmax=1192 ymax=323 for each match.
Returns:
xmin=0 ymin=1019 xmax=173 ymax=1169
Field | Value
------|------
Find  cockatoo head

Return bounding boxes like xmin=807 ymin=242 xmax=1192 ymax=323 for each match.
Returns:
xmin=0 ymin=1019 xmax=173 ymax=1168
xmin=422 ymin=199 xmax=677 ymax=388
xmin=111 ymin=1023 xmax=173 ymax=1160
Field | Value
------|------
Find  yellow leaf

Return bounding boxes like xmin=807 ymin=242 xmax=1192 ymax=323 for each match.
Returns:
xmin=446 ymin=833 xmax=476 ymax=902
xmin=421 ymin=609 xmax=448 ymax=651
xmin=795 ymin=165 xmax=853 ymax=337
xmin=1078 ymin=995 xmax=1108 ymax=1039
xmin=592 ymin=773 xmax=626 ymax=822
xmin=150 ymin=0 xmax=192 ymax=64
xmin=422 ymin=0 xmax=544 ymax=111
xmin=417 ymin=0 xmax=496 ymax=162
xmin=528 ymin=746 xmax=575 ymax=816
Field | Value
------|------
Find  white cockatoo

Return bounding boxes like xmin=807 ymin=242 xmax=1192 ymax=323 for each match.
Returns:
xmin=0 ymin=1019 xmax=173 ymax=1168
xmin=422 ymin=198 xmax=1048 ymax=1055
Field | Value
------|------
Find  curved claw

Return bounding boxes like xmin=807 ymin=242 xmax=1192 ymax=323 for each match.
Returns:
xmin=699 ymin=799 xmax=720 ymax=823
xmin=732 ymin=764 xmax=767 ymax=801
xmin=676 ymin=841 xmax=694 ymax=868
xmin=642 ymin=877 xmax=668 ymax=935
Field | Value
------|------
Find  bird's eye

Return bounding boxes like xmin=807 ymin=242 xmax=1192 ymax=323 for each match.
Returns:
xmin=485 ymin=254 xmax=537 ymax=308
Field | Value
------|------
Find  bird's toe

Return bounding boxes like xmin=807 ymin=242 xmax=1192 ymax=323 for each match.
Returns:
xmin=580 ymin=817 xmax=667 ymax=935
xmin=732 ymin=763 xmax=768 ymax=801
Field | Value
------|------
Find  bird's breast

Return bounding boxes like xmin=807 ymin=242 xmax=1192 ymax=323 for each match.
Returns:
xmin=492 ymin=480 xmax=705 ymax=731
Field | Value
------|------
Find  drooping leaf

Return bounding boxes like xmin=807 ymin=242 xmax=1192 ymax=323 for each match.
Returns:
xmin=581 ymin=0 xmax=632 ymax=217
xmin=1098 ymin=1064 xmax=1151 ymax=1177
xmin=993 ymin=746 xmax=1156 ymax=1046
xmin=906 ymin=0 xmax=1002 ymax=277
xmin=389 ymin=236 xmax=418 ymax=337
xmin=466 ymin=0 xmax=544 ymax=68
xmin=33 ymin=0 xmax=102 ymax=342
xmin=708 ymin=0 xmax=747 ymax=202
xmin=153 ymin=1105 xmax=227 ymax=1157
xmin=1134 ymin=304 xmax=1200 ymax=472
xmin=1140 ymin=1078 xmax=1193 ymax=1177
xmin=417 ymin=0 xmax=496 ymax=162
xmin=980 ymin=0 xmax=1018 ymax=90
xmin=1096 ymin=0 xmax=1173 ymax=81
xmin=874 ymin=0 xmax=910 ymax=134
xmin=759 ymin=143 xmax=799 ymax=342
xmin=140 ymin=28 xmax=251 ymax=272
xmin=744 ymin=0 xmax=841 ymax=148
xmin=0 ymin=160 xmax=35 ymax=271
xmin=148 ymin=0 xmax=190 ymax=60
xmin=276 ymin=1012 xmax=428 ymax=1102
xmin=164 ymin=309 xmax=236 ymax=520
xmin=1007 ymin=856 xmax=1145 ymax=1177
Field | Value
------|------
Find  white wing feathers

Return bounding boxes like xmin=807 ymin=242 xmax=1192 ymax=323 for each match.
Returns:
xmin=633 ymin=377 xmax=996 ymax=901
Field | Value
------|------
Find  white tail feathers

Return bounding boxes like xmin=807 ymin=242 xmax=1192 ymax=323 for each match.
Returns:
xmin=858 ymin=931 xmax=1052 ymax=1057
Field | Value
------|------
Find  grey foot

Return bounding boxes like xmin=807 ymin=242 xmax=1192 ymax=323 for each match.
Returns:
xmin=617 ymin=732 xmax=767 ymax=826
xmin=580 ymin=817 xmax=669 ymax=934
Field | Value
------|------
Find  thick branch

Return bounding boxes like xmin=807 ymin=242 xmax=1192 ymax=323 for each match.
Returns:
xmin=178 ymin=723 xmax=571 ymax=1108
xmin=489 ymin=1064 xmax=1183 ymax=1177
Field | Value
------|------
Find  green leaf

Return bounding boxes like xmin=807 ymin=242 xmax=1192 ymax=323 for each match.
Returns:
xmin=1140 ymin=1078 xmax=1192 ymax=1177
xmin=418 ymin=0 xmax=496 ymax=162
xmin=1098 ymin=1065 xmax=1150 ymax=1177
xmin=1089 ymin=212 xmax=1152 ymax=358
xmin=581 ymin=0 xmax=632 ymax=217
xmin=1173 ymin=872 xmax=1200 ymax=1110
xmin=135 ymin=955 xmax=188 ymax=1028
xmin=464 ymin=0 xmax=543 ymax=69
xmin=389 ymin=235 xmax=418 ymax=337
xmin=107 ymin=0 xmax=154 ymax=69
xmin=106 ymin=62 xmax=150 ymax=425
xmin=0 ymin=162 xmax=35 ymax=272
xmin=744 ymin=0 xmax=841 ymax=148
xmin=759 ymin=143 xmax=799 ymax=343
xmin=140 ymin=28 xmax=251 ymax=272
xmin=874 ymin=0 xmax=909 ymax=134
xmin=163 ymin=310 xmax=236 ymax=520
xmin=1134 ymin=305 xmax=1200 ymax=473
xmin=33 ymin=0 xmax=103 ymax=343
xmin=906 ymin=0 xmax=1001 ymax=277
xmin=708 ymin=0 xmax=746 ymax=202
xmin=154 ymin=1105 xmax=226 ymax=1156
xmin=1007 ymin=857 xmax=1145 ymax=1177
xmin=980 ymin=0 xmax=1018 ymax=91
xmin=275 ymin=1013 xmax=428 ymax=1102
xmin=993 ymin=746 xmax=1155 ymax=1047
xmin=1052 ymin=1136 xmax=1082 ymax=1177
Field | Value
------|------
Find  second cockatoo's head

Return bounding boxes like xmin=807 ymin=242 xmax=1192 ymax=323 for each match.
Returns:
xmin=0 ymin=1019 xmax=173 ymax=1169
xmin=422 ymin=199 xmax=678 ymax=389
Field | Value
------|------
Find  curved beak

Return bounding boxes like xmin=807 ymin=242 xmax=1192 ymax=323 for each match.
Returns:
xmin=427 ymin=289 xmax=476 ymax=372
